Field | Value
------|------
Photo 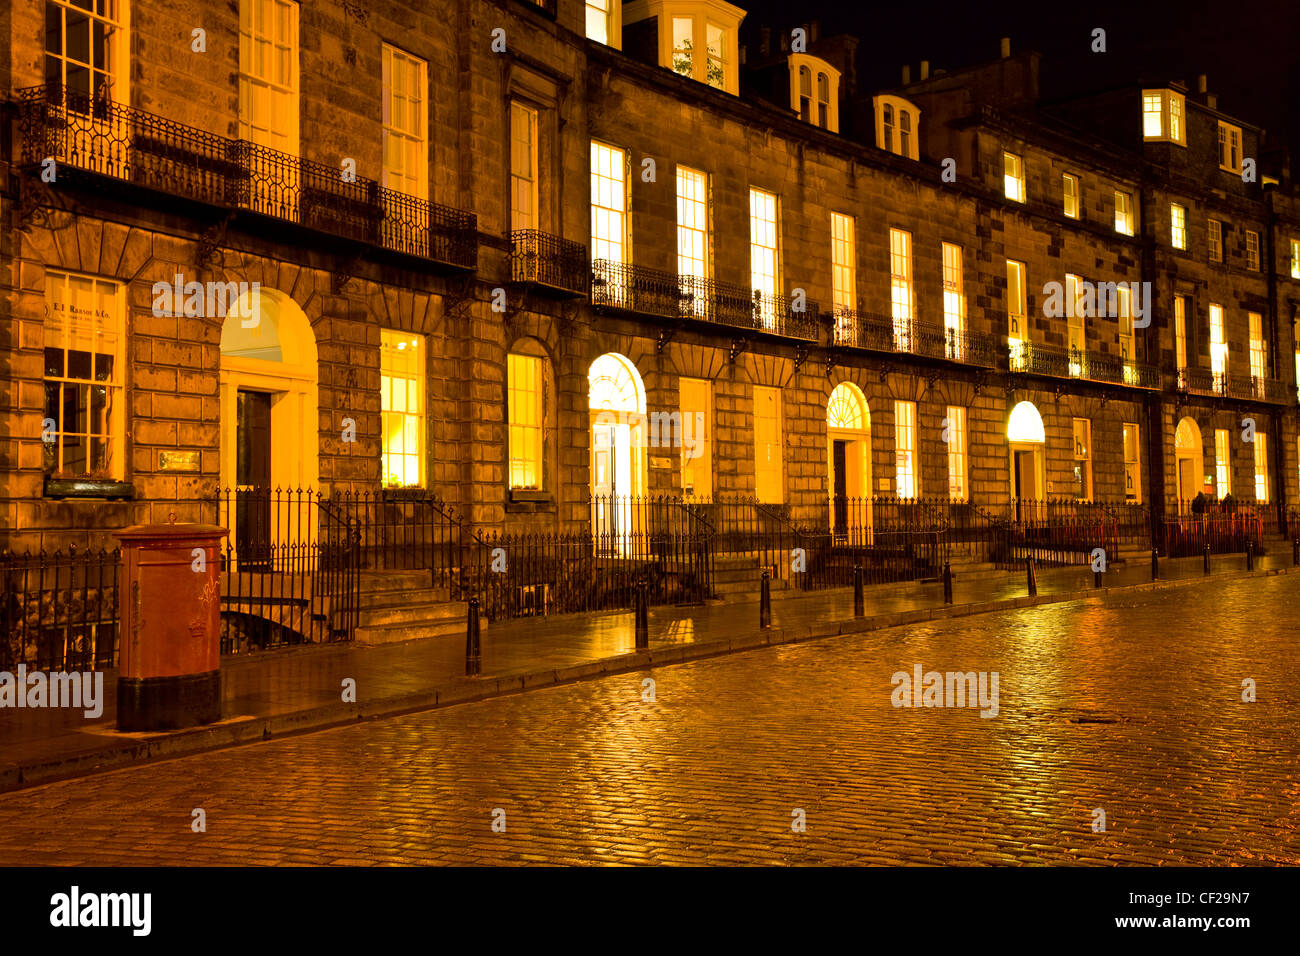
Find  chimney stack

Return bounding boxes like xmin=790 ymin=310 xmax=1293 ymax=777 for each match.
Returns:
xmin=1207 ymin=93 xmax=1217 ymax=109
xmin=1197 ymin=74 xmax=1207 ymax=94
xmin=902 ymin=65 xmax=911 ymax=84
xmin=760 ymin=27 xmax=770 ymax=57
xmin=920 ymin=60 xmax=930 ymax=81
xmin=810 ymin=20 xmax=819 ymax=43
xmin=1000 ymin=37 xmax=1011 ymax=58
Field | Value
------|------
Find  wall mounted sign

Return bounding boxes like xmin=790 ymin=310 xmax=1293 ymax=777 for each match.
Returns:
xmin=159 ymin=450 xmax=200 ymax=472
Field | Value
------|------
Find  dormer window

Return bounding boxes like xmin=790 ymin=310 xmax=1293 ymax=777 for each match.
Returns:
xmin=1218 ymin=121 xmax=1242 ymax=174
xmin=585 ymin=0 xmax=622 ymax=48
xmin=625 ymin=0 xmax=744 ymax=95
xmin=874 ymin=94 xmax=920 ymax=160
xmin=1142 ymin=88 xmax=1186 ymax=145
xmin=788 ymin=54 xmax=840 ymax=133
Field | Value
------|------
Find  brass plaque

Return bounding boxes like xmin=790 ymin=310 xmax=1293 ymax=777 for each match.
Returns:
xmin=159 ymin=450 xmax=200 ymax=472
xmin=650 ymin=457 xmax=672 ymax=469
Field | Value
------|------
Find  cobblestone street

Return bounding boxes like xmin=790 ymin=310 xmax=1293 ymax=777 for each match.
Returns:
xmin=1 ymin=574 xmax=1297 ymax=866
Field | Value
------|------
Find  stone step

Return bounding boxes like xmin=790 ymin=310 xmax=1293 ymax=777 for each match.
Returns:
xmin=353 ymin=617 xmax=468 ymax=645
xmin=358 ymin=601 xmax=466 ymax=628
xmin=356 ymin=569 xmax=437 ymax=590
xmin=357 ymin=586 xmax=449 ymax=609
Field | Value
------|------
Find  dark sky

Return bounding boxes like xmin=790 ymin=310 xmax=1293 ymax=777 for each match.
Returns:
xmin=739 ymin=0 xmax=1300 ymax=161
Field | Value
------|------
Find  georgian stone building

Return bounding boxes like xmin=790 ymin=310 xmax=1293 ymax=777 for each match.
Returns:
xmin=2 ymin=0 xmax=1298 ymax=554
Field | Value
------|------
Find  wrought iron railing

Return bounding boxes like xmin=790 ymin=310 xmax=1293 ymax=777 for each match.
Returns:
xmin=18 ymin=84 xmax=478 ymax=270
xmin=511 ymin=230 xmax=589 ymax=294
xmin=832 ymin=309 xmax=1000 ymax=367
xmin=992 ymin=497 xmax=1119 ymax=568
xmin=1009 ymin=340 xmax=1158 ymax=388
xmin=1176 ymin=366 xmax=1291 ymax=403
xmin=591 ymin=260 xmax=820 ymax=340
xmin=0 ymin=546 xmax=120 ymax=671
xmin=1157 ymin=509 xmax=1264 ymax=556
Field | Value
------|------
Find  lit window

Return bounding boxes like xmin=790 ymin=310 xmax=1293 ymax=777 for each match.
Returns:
xmin=946 ymin=405 xmax=967 ymax=500
xmin=1209 ymin=303 xmax=1227 ymax=387
xmin=1123 ymin=423 xmax=1141 ymax=503
xmin=749 ymin=187 xmax=780 ymax=328
xmin=671 ymin=17 xmax=693 ymax=77
xmin=43 ymin=271 xmax=125 ymax=479
xmin=1170 ymin=203 xmax=1186 ymax=250
xmin=509 ymin=101 xmax=539 ymax=230
xmin=239 ymin=0 xmax=299 ymax=154
xmin=1291 ymin=239 xmax=1300 ymax=279
xmin=1215 ymin=429 xmax=1231 ymax=497
xmin=1246 ymin=230 xmax=1260 ymax=271
xmin=507 ymin=352 xmax=544 ymax=490
xmin=942 ymin=242 xmax=965 ymax=354
xmin=1063 ymin=173 xmax=1080 ymax=219
xmin=890 ymin=228 xmax=913 ymax=349
xmin=1115 ymin=190 xmax=1134 ymax=235
xmin=753 ymin=386 xmax=783 ymax=503
xmin=705 ymin=23 xmax=725 ymax=90
xmin=1208 ymin=219 xmax=1223 ymax=263
xmin=1006 ymin=259 xmax=1027 ymax=349
xmin=382 ymin=44 xmax=428 ymax=200
xmin=586 ymin=0 xmax=616 ymax=46
xmin=1142 ymin=89 xmax=1186 ymax=145
xmin=830 ymin=212 xmax=856 ymax=317
xmin=1249 ymin=311 xmax=1266 ymax=393
xmin=1218 ymin=121 xmax=1242 ymax=174
xmin=590 ymin=140 xmax=627 ymax=264
xmin=894 ymin=400 xmax=917 ymax=498
xmin=1174 ymin=295 xmax=1187 ymax=369
xmin=381 ymin=330 xmax=424 ymax=488
xmin=1254 ymin=431 xmax=1269 ymax=503
xmin=677 ymin=166 xmax=709 ymax=316
xmin=679 ymin=377 xmax=712 ymax=498
xmin=1065 ymin=273 xmax=1086 ymax=366
xmin=1117 ymin=284 xmax=1134 ymax=370
xmin=1004 ymin=151 xmax=1026 ymax=203
xmin=44 ymin=0 xmax=128 ymax=113
xmin=874 ymin=95 xmax=919 ymax=160
xmin=1072 ymin=418 xmax=1092 ymax=500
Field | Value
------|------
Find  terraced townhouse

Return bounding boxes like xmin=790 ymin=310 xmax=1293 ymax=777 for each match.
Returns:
xmin=2 ymin=0 xmax=1299 ymax=643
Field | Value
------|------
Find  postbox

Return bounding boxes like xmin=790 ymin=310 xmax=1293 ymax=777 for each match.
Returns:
xmin=114 ymin=515 xmax=228 ymax=731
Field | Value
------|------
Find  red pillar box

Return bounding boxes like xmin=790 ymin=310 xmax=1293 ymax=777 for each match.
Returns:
xmin=113 ymin=516 xmax=228 ymax=732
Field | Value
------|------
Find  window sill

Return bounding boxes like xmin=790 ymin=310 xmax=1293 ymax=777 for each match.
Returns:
xmin=506 ymin=489 xmax=555 ymax=514
xmin=508 ymin=489 xmax=551 ymax=503
xmin=44 ymin=477 xmax=136 ymax=500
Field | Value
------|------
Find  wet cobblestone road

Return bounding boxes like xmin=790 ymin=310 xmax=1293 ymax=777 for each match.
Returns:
xmin=1 ymin=575 xmax=1297 ymax=865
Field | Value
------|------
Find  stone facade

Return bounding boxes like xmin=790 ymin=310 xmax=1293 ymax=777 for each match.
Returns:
xmin=1 ymin=0 xmax=1298 ymax=552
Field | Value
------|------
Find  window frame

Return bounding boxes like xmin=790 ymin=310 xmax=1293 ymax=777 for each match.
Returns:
xmin=380 ymin=329 xmax=426 ymax=489
xmin=1215 ymin=428 xmax=1231 ymax=498
xmin=1062 ymin=173 xmax=1080 ymax=219
xmin=42 ymin=269 xmax=127 ymax=481
xmin=946 ymin=404 xmax=967 ymax=501
xmin=1245 ymin=230 xmax=1260 ymax=271
xmin=1218 ymin=121 xmax=1243 ymax=174
xmin=509 ymin=100 xmax=540 ymax=231
xmin=507 ymin=350 xmax=546 ymax=491
xmin=753 ymin=385 xmax=783 ymax=504
xmin=1170 ymin=202 xmax=1186 ymax=250
xmin=1072 ymin=418 xmax=1093 ymax=501
xmin=1114 ymin=189 xmax=1134 ymax=236
xmin=894 ymin=399 xmax=918 ymax=498
xmin=381 ymin=43 xmax=428 ymax=201
xmin=44 ymin=0 xmax=131 ymax=114
xmin=590 ymin=139 xmax=629 ymax=265
xmin=678 ymin=376 xmax=712 ymax=498
xmin=830 ymin=211 xmax=856 ymax=315
xmin=239 ymin=0 xmax=300 ymax=155
xmin=1123 ymin=423 xmax=1141 ymax=503
xmin=1003 ymin=151 xmax=1026 ymax=203
xmin=749 ymin=187 xmax=781 ymax=327
xmin=1208 ymin=219 xmax=1223 ymax=263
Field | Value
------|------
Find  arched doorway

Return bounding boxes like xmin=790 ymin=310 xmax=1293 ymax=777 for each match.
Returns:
xmin=588 ymin=353 xmax=647 ymax=540
xmin=1174 ymin=417 xmax=1204 ymax=509
xmin=1007 ymin=401 xmax=1046 ymax=520
xmin=219 ymin=289 xmax=319 ymax=554
xmin=826 ymin=383 xmax=871 ymax=542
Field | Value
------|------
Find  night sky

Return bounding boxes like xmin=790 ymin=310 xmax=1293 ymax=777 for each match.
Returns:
xmin=739 ymin=0 xmax=1300 ymax=162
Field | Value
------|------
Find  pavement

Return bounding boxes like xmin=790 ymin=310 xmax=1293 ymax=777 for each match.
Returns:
xmin=0 ymin=549 xmax=1292 ymax=794
xmin=0 ymin=567 xmax=1296 ymax=865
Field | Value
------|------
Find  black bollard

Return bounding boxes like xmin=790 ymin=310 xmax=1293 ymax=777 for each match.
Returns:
xmin=634 ymin=577 xmax=649 ymax=649
xmin=1246 ymin=541 xmax=1254 ymax=572
xmin=1203 ymin=543 xmax=1211 ymax=575
xmin=1026 ymin=556 xmax=1037 ymax=597
xmin=1150 ymin=547 xmax=1159 ymax=581
xmin=1093 ymin=565 xmax=1103 ymax=588
xmin=942 ymin=562 xmax=953 ymax=605
xmin=465 ymin=596 xmax=481 ymax=677
xmin=1293 ymin=536 xmax=1299 ymax=567
xmin=760 ymin=569 xmax=772 ymax=629
xmin=853 ymin=564 xmax=864 ymax=618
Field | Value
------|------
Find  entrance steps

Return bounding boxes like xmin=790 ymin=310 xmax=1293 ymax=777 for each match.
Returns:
xmin=353 ymin=570 xmax=482 ymax=645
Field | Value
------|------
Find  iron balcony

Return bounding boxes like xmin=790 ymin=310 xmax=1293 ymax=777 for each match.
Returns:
xmin=18 ymin=84 xmax=478 ymax=271
xmin=832 ymin=308 xmax=1000 ymax=367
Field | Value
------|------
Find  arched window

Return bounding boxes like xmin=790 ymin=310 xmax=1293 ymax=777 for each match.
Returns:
xmin=588 ymin=353 xmax=644 ymax=412
xmin=816 ymin=72 xmax=830 ymax=128
xmin=827 ymin=382 xmax=868 ymax=431
xmin=798 ymin=66 xmax=812 ymax=122
xmin=788 ymin=54 xmax=841 ymax=133
xmin=882 ymin=104 xmax=894 ymax=152
xmin=1007 ymin=401 xmax=1045 ymax=444
xmin=874 ymin=95 xmax=921 ymax=160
